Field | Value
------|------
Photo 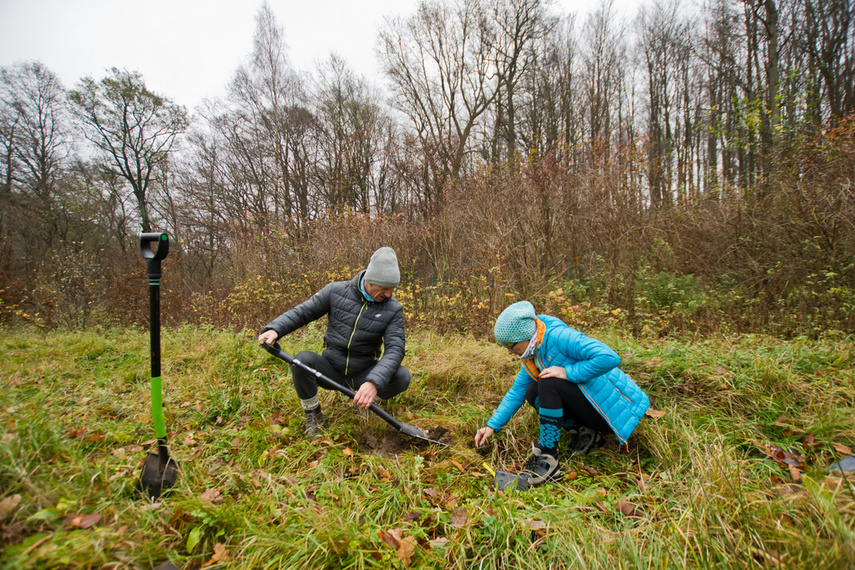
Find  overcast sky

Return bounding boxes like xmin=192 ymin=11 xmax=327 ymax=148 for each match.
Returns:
xmin=0 ymin=0 xmax=638 ymax=110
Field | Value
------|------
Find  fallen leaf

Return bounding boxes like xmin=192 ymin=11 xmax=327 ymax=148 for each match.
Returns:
xmin=788 ymin=466 xmax=802 ymax=484
xmin=428 ymin=538 xmax=449 ymax=549
xmin=397 ymin=535 xmax=417 ymax=566
xmin=833 ymin=442 xmax=853 ymax=455
xmin=230 ymin=437 xmax=243 ymax=447
xmin=644 ymin=408 xmax=666 ymax=419
xmin=522 ymin=518 xmax=547 ymax=530
xmin=203 ymin=543 xmax=228 ymax=567
xmin=0 ymin=494 xmax=22 ymax=517
xmin=199 ymin=488 xmax=221 ymax=503
xmin=68 ymin=513 xmax=101 ymax=529
xmin=565 ymin=471 xmax=578 ymax=481
xmin=450 ymin=459 xmax=466 ymax=472
xmin=423 ymin=488 xmax=439 ymax=499
xmin=67 ymin=426 xmax=87 ymax=439
xmin=579 ymin=465 xmax=599 ymax=476
xmin=799 ymin=433 xmax=818 ymax=450
xmin=616 ymin=501 xmax=639 ymax=517
xmin=378 ymin=528 xmax=401 ymax=549
xmin=450 ymin=507 xmax=468 ymax=528
xmin=343 ymin=447 xmax=354 ymax=457
xmin=183 ymin=437 xmax=198 ymax=447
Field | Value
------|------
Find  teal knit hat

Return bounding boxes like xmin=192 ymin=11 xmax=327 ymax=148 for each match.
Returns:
xmin=494 ymin=301 xmax=537 ymax=343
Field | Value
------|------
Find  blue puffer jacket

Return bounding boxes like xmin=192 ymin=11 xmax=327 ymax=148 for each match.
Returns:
xmin=486 ymin=315 xmax=649 ymax=445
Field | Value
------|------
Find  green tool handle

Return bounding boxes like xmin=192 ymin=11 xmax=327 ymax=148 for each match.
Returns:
xmin=150 ymin=376 xmax=167 ymax=439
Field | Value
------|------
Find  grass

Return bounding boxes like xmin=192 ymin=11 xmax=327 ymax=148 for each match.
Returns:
xmin=1 ymin=324 xmax=854 ymax=569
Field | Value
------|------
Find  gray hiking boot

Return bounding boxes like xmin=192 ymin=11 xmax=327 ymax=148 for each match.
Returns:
xmin=304 ymin=408 xmax=326 ymax=438
xmin=522 ymin=443 xmax=562 ymax=485
xmin=568 ymin=426 xmax=604 ymax=456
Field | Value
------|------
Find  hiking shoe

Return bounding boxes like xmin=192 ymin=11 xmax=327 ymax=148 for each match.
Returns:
xmin=568 ymin=426 xmax=604 ymax=456
xmin=304 ymin=409 xmax=326 ymax=438
xmin=521 ymin=443 xmax=562 ymax=485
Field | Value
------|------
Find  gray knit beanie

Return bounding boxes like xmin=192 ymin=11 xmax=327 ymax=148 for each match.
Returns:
xmin=364 ymin=247 xmax=400 ymax=287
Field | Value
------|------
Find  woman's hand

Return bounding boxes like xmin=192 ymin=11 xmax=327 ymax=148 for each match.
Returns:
xmin=474 ymin=426 xmax=494 ymax=448
xmin=539 ymin=366 xmax=567 ymax=379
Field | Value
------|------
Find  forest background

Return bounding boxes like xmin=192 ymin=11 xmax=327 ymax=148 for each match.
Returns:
xmin=1 ymin=0 xmax=854 ymax=340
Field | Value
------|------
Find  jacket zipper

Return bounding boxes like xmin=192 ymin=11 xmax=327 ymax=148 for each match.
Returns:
xmin=345 ymin=301 xmax=368 ymax=375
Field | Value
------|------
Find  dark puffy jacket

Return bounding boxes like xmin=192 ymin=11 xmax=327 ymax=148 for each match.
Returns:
xmin=262 ymin=271 xmax=405 ymax=391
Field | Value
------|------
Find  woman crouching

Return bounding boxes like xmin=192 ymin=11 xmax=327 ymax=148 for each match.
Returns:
xmin=474 ymin=301 xmax=650 ymax=485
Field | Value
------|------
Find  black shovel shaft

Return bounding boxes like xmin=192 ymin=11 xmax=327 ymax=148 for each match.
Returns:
xmin=261 ymin=342 xmax=404 ymax=431
xmin=140 ymin=233 xmax=169 ymax=378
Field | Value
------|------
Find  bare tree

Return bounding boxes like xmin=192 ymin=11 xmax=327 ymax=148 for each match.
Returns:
xmin=380 ymin=0 xmax=499 ymax=209
xmin=216 ymin=2 xmax=311 ymax=230
xmin=0 ymin=62 xmax=70 ymax=208
xmin=489 ymin=0 xmax=556 ymax=163
xmin=0 ymin=60 xmax=74 ymax=266
xmin=69 ymin=68 xmax=188 ymax=233
xmin=314 ymin=56 xmax=389 ymax=214
xmin=639 ymin=0 xmax=691 ymax=208
xmin=579 ymin=0 xmax=628 ymax=162
xmin=802 ymin=0 xmax=855 ymax=121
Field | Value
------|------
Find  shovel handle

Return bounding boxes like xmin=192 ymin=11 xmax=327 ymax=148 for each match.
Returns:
xmin=260 ymin=342 xmax=404 ymax=430
xmin=140 ymin=232 xmax=169 ymax=261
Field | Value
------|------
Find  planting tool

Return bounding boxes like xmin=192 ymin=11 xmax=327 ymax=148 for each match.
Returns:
xmin=260 ymin=342 xmax=447 ymax=447
xmin=137 ymin=232 xmax=179 ymax=499
xmin=483 ymin=462 xmax=530 ymax=491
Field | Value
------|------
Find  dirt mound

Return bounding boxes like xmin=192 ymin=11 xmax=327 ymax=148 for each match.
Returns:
xmin=357 ymin=425 xmax=454 ymax=456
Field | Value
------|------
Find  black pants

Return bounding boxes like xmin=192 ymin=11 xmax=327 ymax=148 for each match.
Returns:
xmin=291 ymin=350 xmax=411 ymax=401
xmin=525 ymin=376 xmax=611 ymax=433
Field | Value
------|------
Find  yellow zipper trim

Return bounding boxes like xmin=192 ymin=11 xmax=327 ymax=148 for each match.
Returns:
xmin=345 ymin=301 xmax=368 ymax=375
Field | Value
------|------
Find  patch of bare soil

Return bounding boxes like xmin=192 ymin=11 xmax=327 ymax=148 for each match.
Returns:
xmin=357 ymin=425 xmax=454 ymax=456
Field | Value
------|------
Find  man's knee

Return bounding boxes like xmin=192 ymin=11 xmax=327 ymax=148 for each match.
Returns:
xmin=291 ymin=351 xmax=324 ymax=393
xmin=378 ymin=366 xmax=411 ymax=399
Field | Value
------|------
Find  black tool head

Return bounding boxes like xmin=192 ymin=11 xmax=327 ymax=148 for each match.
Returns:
xmin=138 ymin=450 xmax=179 ymax=500
xmin=495 ymin=470 xmax=530 ymax=491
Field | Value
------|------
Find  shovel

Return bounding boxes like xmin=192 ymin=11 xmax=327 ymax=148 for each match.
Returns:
xmin=260 ymin=342 xmax=447 ymax=447
xmin=136 ymin=232 xmax=179 ymax=499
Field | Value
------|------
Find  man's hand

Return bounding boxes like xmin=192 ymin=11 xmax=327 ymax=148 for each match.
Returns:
xmin=539 ymin=366 xmax=567 ymax=380
xmin=353 ymin=382 xmax=379 ymax=409
xmin=474 ymin=426 xmax=494 ymax=448
xmin=258 ymin=330 xmax=278 ymax=345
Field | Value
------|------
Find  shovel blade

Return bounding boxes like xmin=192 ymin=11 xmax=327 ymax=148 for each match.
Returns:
xmin=398 ymin=422 xmax=448 ymax=446
xmin=138 ymin=451 xmax=179 ymax=500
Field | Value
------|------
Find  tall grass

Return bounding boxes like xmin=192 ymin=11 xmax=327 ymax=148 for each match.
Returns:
xmin=1 ymin=325 xmax=853 ymax=568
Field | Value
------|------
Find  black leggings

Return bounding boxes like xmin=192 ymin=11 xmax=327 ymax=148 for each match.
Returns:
xmin=290 ymin=350 xmax=411 ymax=401
xmin=525 ymin=376 xmax=611 ymax=433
